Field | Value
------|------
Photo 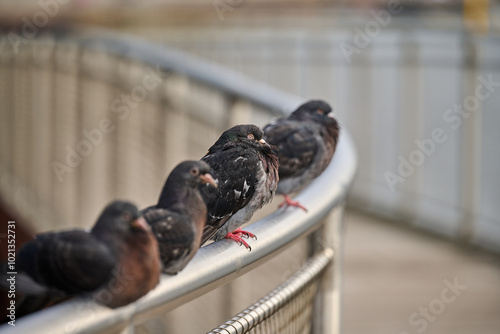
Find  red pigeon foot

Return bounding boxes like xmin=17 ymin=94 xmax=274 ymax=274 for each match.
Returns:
xmin=232 ymin=228 xmax=257 ymax=240
xmin=224 ymin=230 xmax=254 ymax=251
xmin=278 ymin=195 xmax=308 ymax=212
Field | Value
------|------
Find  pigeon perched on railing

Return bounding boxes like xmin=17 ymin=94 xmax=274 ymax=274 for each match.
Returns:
xmin=142 ymin=161 xmax=217 ymax=275
xmin=1 ymin=201 xmax=161 ymax=314
xmin=199 ymin=124 xmax=279 ymax=250
xmin=264 ymin=100 xmax=340 ymax=211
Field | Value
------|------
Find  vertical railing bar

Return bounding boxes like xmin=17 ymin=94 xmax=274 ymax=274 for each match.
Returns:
xmin=206 ymin=248 xmax=334 ymax=334
xmin=459 ymin=36 xmax=481 ymax=244
xmin=313 ymin=206 xmax=345 ymax=334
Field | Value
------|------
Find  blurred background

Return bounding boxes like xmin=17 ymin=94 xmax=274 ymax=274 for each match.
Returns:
xmin=0 ymin=0 xmax=499 ymax=333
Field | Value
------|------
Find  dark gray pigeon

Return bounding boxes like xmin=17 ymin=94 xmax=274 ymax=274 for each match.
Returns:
xmin=1 ymin=201 xmax=161 ymax=314
xmin=264 ymin=100 xmax=340 ymax=211
xmin=142 ymin=160 xmax=217 ymax=275
xmin=199 ymin=124 xmax=279 ymax=250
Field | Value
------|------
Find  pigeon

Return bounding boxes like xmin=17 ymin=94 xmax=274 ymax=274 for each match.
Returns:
xmin=141 ymin=160 xmax=217 ymax=275
xmin=263 ymin=100 xmax=340 ymax=211
xmin=2 ymin=201 xmax=161 ymax=312
xmin=199 ymin=124 xmax=279 ymax=250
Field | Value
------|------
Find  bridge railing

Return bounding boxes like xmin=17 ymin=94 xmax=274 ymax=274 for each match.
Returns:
xmin=0 ymin=29 xmax=357 ymax=333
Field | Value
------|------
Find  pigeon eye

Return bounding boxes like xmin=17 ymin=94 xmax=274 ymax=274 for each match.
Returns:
xmin=317 ymin=109 xmax=325 ymax=115
xmin=247 ymin=134 xmax=255 ymax=140
xmin=122 ymin=212 xmax=132 ymax=222
xmin=190 ymin=168 xmax=199 ymax=175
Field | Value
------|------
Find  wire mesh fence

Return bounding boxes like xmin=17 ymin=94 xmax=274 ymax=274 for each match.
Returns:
xmin=207 ymin=248 xmax=334 ymax=334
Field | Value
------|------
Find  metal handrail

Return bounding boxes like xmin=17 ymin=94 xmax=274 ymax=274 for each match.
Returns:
xmin=75 ymin=28 xmax=304 ymax=112
xmin=0 ymin=29 xmax=357 ymax=333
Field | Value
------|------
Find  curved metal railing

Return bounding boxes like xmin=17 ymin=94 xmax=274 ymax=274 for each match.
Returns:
xmin=150 ymin=23 xmax=500 ymax=253
xmin=0 ymin=29 xmax=357 ymax=333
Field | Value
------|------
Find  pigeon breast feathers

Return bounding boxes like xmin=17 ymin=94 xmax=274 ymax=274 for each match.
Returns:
xmin=200 ymin=146 xmax=258 ymax=242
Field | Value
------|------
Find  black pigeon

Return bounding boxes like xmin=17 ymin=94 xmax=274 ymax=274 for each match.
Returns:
xmin=199 ymin=124 xmax=279 ymax=250
xmin=141 ymin=161 xmax=217 ymax=275
xmin=2 ymin=201 xmax=161 ymax=312
xmin=263 ymin=100 xmax=340 ymax=211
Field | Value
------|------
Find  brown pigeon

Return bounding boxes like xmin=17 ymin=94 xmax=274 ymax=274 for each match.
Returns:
xmin=3 ymin=201 xmax=161 ymax=313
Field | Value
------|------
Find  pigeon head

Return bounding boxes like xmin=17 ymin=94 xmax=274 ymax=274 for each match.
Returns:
xmin=169 ymin=160 xmax=218 ymax=188
xmin=291 ymin=100 xmax=333 ymax=123
xmin=92 ymin=200 xmax=150 ymax=236
xmin=210 ymin=124 xmax=271 ymax=152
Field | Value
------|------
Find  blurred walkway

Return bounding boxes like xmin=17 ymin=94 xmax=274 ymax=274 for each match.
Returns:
xmin=343 ymin=210 xmax=500 ymax=334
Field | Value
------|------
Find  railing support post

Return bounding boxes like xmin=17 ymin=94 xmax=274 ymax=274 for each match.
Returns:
xmin=313 ymin=205 xmax=346 ymax=334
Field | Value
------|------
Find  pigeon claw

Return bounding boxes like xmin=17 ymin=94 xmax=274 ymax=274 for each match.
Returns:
xmin=279 ymin=195 xmax=308 ymax=212
xmin=233 ymin=228 xmax=257 ymax=240
xmin=224 ymin=230 xmax=254 ymax=251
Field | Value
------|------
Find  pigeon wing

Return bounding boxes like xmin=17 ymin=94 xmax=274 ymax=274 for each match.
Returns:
xmin=265 ymin=121 xmax=318 ymax=179
xmin=200 ymin=146 xmax=259 ymax=244
xmin=143 ymin=208 xmax=195 ymax=266
xmin=21 ymin=231 xmax=116 ymax=295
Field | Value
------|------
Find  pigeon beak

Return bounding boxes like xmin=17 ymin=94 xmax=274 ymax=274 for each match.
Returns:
xmin=258 ymin=138 xmax=271 ymax=149
xmin=200 ymin=173 xmax=218 ymax=188
xmin=131 ymin=217 xmax=150 ymax=231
